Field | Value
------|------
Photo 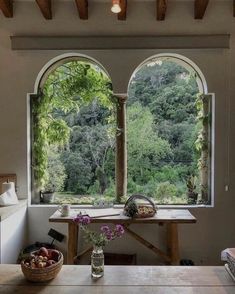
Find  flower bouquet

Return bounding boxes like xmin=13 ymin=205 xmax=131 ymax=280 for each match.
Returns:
xmin=74 ymin=214 xmax=124 ymax=278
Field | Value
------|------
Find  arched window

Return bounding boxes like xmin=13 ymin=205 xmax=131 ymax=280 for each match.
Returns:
xmin=30 ymin=53 xmax=213 ymax=206
xmin=30 ymin=55 xmax=116 ymax=204
xmin=127 ymin=54 xmax=212 ymax=205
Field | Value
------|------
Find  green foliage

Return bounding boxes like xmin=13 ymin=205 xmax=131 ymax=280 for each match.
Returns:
xmin=61 ymin=151 xmax=93 ymax=194
xmin=154 ymin=181 xmax=177 ymax=201
xmin=127 ymin=102 xmax=172 ymax=184
xmin=127 ymin=59 xmax=204 ymax=204
xmin=44 ymin=147 xmax=67 ymax=192
xmin=32 ymin=57 xmax=208 ymax=205
xmin=187 ymin=175 xmax=197 ymax=193
xmin=32 ymin=60 xmax=113 ymax=191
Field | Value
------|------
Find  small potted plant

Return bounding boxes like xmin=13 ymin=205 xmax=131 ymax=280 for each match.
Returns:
xmin=187 ymin=176 xmax=198 ymax=204
xmin=40 ymin=182 xmax=55 ymax=204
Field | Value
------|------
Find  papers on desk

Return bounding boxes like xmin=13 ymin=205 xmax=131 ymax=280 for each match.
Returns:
xmin=221 ymin=248 xmax=235 ymax=281
xmin=75 ymin=208 xmax=121 ymax=218
xmin=221 ymin=248 xmax=235 ymax=261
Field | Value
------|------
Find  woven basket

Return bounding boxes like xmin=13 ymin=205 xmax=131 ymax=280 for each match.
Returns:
xmin=124 ymin=194 xmax=157 ymax=218
xmin=21 ymin=250 xmax=63 ymax=282
xmin=227 ymin=253 xmax=235 ymax=278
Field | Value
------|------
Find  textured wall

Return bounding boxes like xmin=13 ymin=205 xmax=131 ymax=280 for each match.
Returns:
xmin=0 ymin=1 xmax=235 ymax=264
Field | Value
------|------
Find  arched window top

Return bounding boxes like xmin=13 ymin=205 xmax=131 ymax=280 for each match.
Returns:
xmin=34 ymin=53 xmax=112 ymax=93
xmin=128 ymin=53 xmax=208 ymax=94
xmin=30 ymin=53 xmax=116 ymax=205
xmin=126 ymin=53 xmax=212 ymax=205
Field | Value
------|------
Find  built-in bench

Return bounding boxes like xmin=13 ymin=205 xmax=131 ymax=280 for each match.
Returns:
xmin=0 ymin=200 xmax=27 ymax=263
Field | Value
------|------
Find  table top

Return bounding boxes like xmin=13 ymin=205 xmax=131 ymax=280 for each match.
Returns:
xmin=0 ymin=265 xmax=234 ymax=294
xmin=49 ymin=208 xmax=196 ymax=224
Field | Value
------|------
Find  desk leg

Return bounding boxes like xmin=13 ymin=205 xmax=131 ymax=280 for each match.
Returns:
xmin=67 ymin=222 xmax=78 ymax=265
xmin=167 ymin=223 xmax=180 ymax=265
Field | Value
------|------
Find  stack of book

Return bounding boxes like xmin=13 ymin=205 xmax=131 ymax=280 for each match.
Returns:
xmin=221 ymin=248 xmax=235 ymax=281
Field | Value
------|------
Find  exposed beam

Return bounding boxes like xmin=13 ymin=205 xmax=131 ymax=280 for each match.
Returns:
xmin=0 ymin=0 xmax=13 ymax=18
xmin=234 ymin=0 xmax=235 ymax=17
xmin=11 ymin=35 xmax=230 ymax=51
xmin=118 ymin=0 xmax=127 ymax=21
xmin=75 ymin=0 xmax=88 ymax=20
xmin=36 ymin=0 xmax=52 ymax=20
xmin=194 ymin=0 xmax=209 ymax=19
xmin=156 ymin=0 xmax=167 ymax=21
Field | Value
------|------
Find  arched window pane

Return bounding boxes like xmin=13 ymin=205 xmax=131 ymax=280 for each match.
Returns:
xmin=127 ymin=56 xmax=211 ymax=205
xmin=31 ymin=59 xmax=115 ymax=205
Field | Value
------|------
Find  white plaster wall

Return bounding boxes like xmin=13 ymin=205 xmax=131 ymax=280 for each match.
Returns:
xmin=0 ymin=206 xmax=27 ymax=263
xmin=0 ymin=1 xmax=235 ymax=264
xmin=27 ymin=206 xmax=68 ymax=260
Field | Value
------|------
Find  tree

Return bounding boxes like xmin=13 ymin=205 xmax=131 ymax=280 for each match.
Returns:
xmin=127 ymin=102 xmax=172 ymax=184
xmin=61 ymin=151 xmax=93 ymax=194
xmin=127 ymin=59 xmax=202 ymax=203
xmin=65 ymin=120 xmax=115 ymax=194
xmin=44 ymin=147 xmax=67 ymax=192
xmin=32 ymin=60 xmax=113 ymax=193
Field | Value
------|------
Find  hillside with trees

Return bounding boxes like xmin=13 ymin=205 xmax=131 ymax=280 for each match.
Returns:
xmin=127 ymin=59 xmax=202 ymax=204
xmin=32 ymin=58 xmax=206 ymax=205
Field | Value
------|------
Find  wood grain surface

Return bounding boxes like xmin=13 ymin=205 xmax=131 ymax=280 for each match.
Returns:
xmin=0 ymin=265 xmax=234 ymax=294
xmin=49 ymin=209 xmax=196 ymax=224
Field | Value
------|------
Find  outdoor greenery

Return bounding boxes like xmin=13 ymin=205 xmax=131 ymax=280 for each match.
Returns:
xmin=32 ymin=60 xmax=114 ymax=200
xmin=127 ymin=58 xmax=206 ymax=204
xmin=32 ymin=57 xmax=210 ymax=205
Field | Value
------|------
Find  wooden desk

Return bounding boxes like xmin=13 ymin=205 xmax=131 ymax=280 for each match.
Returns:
xmin=50 ymin=209 xmax=196 ymax=265
xmin=0 ymin=265 xmax=234 ymax=293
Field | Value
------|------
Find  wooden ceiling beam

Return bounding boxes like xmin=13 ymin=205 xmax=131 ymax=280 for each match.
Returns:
xmin=194 ymin=0 xmax=209 ymax=19
xmin=75 ymin=0 xmax=88 ymax=20
xmin=118 ymin=0 xmax=127 ymax=21
xmin=234 ymin=0 xmax=235 ymax=17
xmin=156 ymin=0 xmax=167 ymax=21
xmin=36 ymin=0 xmax=52 ymax=20
xmin=0 ymin=0 xmax=13 ymax=18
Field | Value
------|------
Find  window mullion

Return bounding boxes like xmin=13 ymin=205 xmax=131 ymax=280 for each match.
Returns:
xmin=115 ymin=94 xmax=127 ymax=203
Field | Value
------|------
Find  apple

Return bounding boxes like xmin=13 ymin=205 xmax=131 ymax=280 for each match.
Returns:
xmin=50 ymin=250 xmax=60 ymax=261
xmin=37 ymin=262 xmax=44 ymax=268
xmin=47 ymin=259 xmax=56 ymax=266
xmin=39 ymin=247 xmax=49 ymax=257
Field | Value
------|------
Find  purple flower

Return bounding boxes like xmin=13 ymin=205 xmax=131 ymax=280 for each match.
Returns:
xmin=73 ymin=214 xmax=91 ymax=226
xmin=82 ymin=215 xmax=91 ymax=225
xmin=105 ymin=232 xmax=113 ymax=240
xmin=115 ymin=224 xmax=125 ymax=237
xmin=73 ymin=215 xmax=81 ymax=224
xmin=101 ymin=225 xmax=111 ymax=233
xmin=73 ymin=218 xmax=124 ymax=248
xmin=101 ymin=225 xmax=113 ymax=240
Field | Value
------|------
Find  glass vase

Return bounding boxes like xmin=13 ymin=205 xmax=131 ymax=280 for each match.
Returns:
xmin=91 ymin=246 xmax=104 ymax=278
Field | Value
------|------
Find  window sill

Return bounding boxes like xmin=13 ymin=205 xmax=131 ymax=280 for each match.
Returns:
xmin=0 ymin=199 xmax=28 ymax=222
xmin=29 ymin=203 xmax=214 ymax=209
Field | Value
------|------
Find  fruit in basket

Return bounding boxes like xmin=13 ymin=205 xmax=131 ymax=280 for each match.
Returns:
xmin=38 ymin=247 xmax=49 ymax=257
xmin=21 ymin=247 xmax=63 ymax=282
xmin=47 ymin=259 xmax=56 ymax=266
xmin=24 ymin=247 xmax=61 ymax=269
xmin=124 ymin=195 xmax=157 ymax=218
xmin=138 ymin=205 xmax=155 ymax=216
xmin=50 ymin=250 xmax=60 ymax=261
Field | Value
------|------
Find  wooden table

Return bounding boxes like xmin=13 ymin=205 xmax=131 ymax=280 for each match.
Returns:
xmin=0 ymin=265 xmax=234 ymax=293
xmin=50 ymin=209 xmax=196 ymax=265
